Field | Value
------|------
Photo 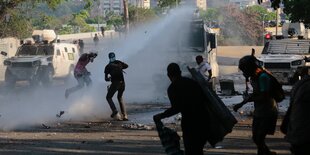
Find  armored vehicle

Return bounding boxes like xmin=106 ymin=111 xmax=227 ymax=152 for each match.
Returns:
xmin=2 ymin=30 xmax=79 ymax=87
xmin=257 ymin=39 xmax=310 ymax=84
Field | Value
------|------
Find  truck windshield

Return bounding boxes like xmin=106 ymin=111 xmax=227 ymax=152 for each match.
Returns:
xmin=16 ymin=45 xmax=54 ymax=56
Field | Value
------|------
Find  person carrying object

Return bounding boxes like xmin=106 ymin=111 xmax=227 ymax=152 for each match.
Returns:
xmin=65 ymin=52 xmax=97 ymax=98
xmin=153 ymin=63 xmax=210 ymax=155
xmin=233 ymin=55 xmax=278 ymax=155
xmin=104 ymin=52 xmax=129 ymax=121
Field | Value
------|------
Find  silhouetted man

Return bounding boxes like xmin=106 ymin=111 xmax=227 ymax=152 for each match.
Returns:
xmin=100 ymin=26 xmax=105 ymax=37
xmin=233 ymin=55 xmax=278 ymax=155
xmin=281 ymin=69 xmax=310 ymax=155
xmin=154 ymin=63 xmax=209 ymax=155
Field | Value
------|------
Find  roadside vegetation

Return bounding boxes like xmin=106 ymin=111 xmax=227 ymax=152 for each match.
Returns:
xmin=0 ymin=0 xmax=309 ymax=43
xmin=0 ymin=0 xmax=161 ymax=39
xmin=200 ymin=5 xmax=277 ymax=45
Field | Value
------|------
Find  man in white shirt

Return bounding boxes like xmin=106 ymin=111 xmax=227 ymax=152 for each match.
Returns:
xmin=196 ymin=55 xmax=212 ymax=81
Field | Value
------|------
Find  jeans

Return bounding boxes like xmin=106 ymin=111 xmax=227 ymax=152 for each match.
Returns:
xmin=106 ymin=81 xmax=127 ymax=116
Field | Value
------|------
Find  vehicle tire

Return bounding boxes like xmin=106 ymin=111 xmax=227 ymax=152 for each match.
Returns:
xmin=4 ymin=69 xmax=16 ymax=88
xmin=41 ymin=67 xmax=53 ymax=87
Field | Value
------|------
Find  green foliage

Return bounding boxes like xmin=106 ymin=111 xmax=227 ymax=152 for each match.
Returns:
xmin=246 ymin=5 xmax=276 ymax=22
xmin=32 ymin=14 xmax=62 ymax=30
xmin=85 ymin=18 xmax=97 ymax=24
xmin=43 ymin=0 xmax=67 ymax=9
xmin=0 ymin=0 xmax=64 ymax=38
xmin=282 ymin=0 xmax=310 ymax=26
xmin=200 ymin=8 xmax=219 ymax=23
xmin=158 ymin=0 xmax=180 ymax=8
xmin=83 ymin=0 xmax=94 ymax=10
xmin=0 ymin=10 xmax=32 ymax=39
xmin=86 ymin=15 xmax=105 ymax=25
xmin=34 ymin=1 xmax=84 ymax=17
xmin=263 ymin=0 xmax=310 ymax=26
xmin=58 ymin=25 xmax=74 ymax=34
xmin=128 ymin=5 xmax=157 ymax=25
xmin=1 ymin=0 xmax=157 ymax=38
xmin=68 ymin=10 xmax=91 ymax=32
xmin=106 ymin=12 xmax=123 ymax=27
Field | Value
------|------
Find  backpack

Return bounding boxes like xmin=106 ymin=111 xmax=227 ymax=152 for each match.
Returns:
xmin=264 ymin=71 xmax=285 ymax=102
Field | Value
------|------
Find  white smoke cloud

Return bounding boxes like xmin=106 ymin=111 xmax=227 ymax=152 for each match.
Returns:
xmin=0 ymin=5 xmax=197 ymax=130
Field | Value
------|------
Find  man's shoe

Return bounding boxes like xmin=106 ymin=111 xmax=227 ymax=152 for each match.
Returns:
xmin=110 ymin=111 xmax=118 ymax=118
xmin=111 ymin=111 xmax=122 ymax=121
xmin=268 ymin=151 xmax=277 ymax=155
xmin=56 ymin=111 xmax=65 ymax=118
xmin=122 ymin=115 xmax=129 ymax=121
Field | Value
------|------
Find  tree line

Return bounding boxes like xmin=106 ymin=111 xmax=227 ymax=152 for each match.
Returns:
xmin=0 ymin=0 xmax=160 ymax=39
xmin=0 ymin=0 xmax=309 ymax=43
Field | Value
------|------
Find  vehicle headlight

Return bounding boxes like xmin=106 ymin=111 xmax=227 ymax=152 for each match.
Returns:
xmin=291 ymin=60 xmax=303 ymax=66
xmin=3 ymin=60 xmax=11 ymax=66
xmin=33 ymin=60 xmax=41 ymax=66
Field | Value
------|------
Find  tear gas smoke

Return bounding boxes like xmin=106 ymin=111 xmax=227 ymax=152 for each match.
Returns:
xmin=90 ymin=5 xmax=196 ymax=103
xmin=0 ymin=5 xmax=196 ymax=130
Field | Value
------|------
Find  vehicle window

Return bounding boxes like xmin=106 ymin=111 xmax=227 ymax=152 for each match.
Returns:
xmin=68 ymin=53 xmax=74 ymax=60
xmin=16 ymin=45 xmax=37 ymax=55
xmin=268 ymin=42 xmax=310 ymax=55
xmin=57 ymin=49 xmax=61 ymax=56
xmin=16 ymin=45 xmax=54 ymax=56
xmin=37 ymin=46 xmax=54 ymax=55
xmin=64 ymin=47 xmax=68 ymax=52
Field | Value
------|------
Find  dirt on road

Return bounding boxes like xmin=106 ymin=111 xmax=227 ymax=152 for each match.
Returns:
xmin=0 ymin=103 xmax=291 ymax=155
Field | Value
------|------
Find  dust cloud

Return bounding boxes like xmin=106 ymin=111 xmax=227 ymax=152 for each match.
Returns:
xmin=0 ymin=5 xmax=196 ymax=130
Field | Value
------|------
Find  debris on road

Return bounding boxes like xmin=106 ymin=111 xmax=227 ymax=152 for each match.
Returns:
xmin=42 ymin=124 xmax=50 ymax=129
xmin=122 ymin=123 xmax=153 ymax=130
xmin=56 ymin=111 xmax=65 ymax=118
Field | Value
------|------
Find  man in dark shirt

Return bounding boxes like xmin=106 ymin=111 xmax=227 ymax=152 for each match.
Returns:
xmin=104 ymin=52 xmax=128 ymax=121
xmin=65 ymin=52 xmax=97 ymax=98
xmin=153 ymin=63 xmax=209 ymax=155
xmin=281 ymin=71 xmax=310 ymax=155
xmin=233 ymin=55 xmax=278 ymax=155
xmin=100 ymin=26 xmax=105 ymax=37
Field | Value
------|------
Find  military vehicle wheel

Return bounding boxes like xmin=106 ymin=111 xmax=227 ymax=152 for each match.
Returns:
xmin=41 ymin=67 xmax=53 ymax=87
xmin=4 ymin=69 xmax=16 ymax=88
